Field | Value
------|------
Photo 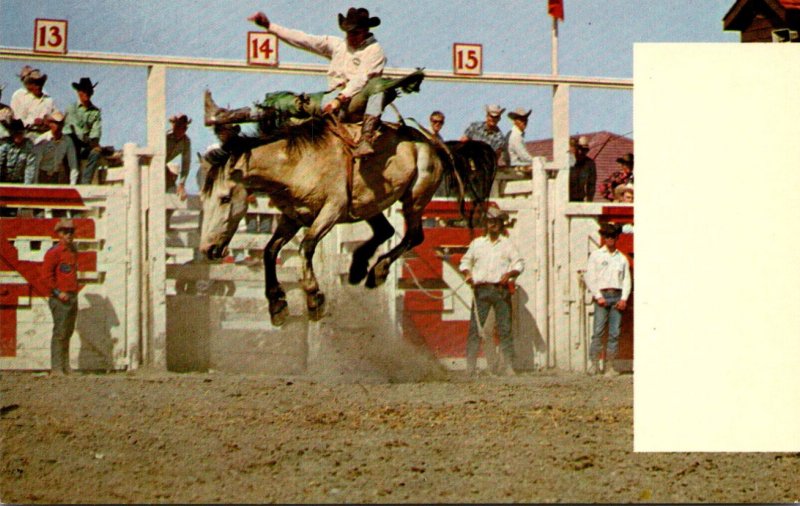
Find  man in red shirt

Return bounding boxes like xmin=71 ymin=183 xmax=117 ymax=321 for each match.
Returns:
xmin=41 ymin=219 xmax=80 ymax=376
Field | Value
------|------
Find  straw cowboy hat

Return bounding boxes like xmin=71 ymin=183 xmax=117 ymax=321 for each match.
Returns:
xmin=72 ymin=77 xmax=98 ymax=94
xmin=616 ymin=152 xmax=634 ymax=167
xmin=338 ymin=7 xmax=381 ymax=32
xmin=485 ymin=206 xmax=509 ymax=224
xmin=485 ymin=104 xmax=505 ymax=117
xmin=507 ymin=108 xmax=532 ymax=121
xmin=55 ymin=218 xmax=75 ymax=232
xmin=19 ymin=66 xmax=47 ymax=85
xmin=613 ymin=183 xmax=634 ymax=200
xmin=169 ymin=114 xmax=192 ymax=127
xmin=46 ymin=110 xmax=66 ymax=123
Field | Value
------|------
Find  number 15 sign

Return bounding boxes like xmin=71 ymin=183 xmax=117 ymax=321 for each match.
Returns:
xmin=453 ymin=43 xmax=482 ymax=76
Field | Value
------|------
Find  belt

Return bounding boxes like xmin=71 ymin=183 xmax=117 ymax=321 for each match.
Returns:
xmin=600 ymin=288 xmax=622 ymax=293
xmin=474 ymin=282 xmax=504 ymax=288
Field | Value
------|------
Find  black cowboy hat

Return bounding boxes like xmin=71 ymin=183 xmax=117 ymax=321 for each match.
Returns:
xmin=72 ymin=77 xmax=98 ymax=94
xmin=338 ymin=7 xmax=380 ymax=32
xmin=616 ymin=152 xmax=634 ymax=166
xmin=6 ymin=118 xmax=25 ymax=134
xmin=599 ymin=222 xmax=622 ymax=238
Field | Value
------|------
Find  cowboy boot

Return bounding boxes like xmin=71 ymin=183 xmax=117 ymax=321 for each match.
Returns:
xmin=352 ymin=114 xmax=380 ymax=157
xmin=204 ymin=90 xmax=260 ymax=126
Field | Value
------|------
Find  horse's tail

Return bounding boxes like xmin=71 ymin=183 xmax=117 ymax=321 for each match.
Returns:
xmin=444 ymin=140 xmax=498 ymax=228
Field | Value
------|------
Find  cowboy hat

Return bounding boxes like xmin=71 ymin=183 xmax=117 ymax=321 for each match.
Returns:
xmin=485 ymin=206 xmax=509 ymax=223
xmin=169 ymin=114 xmax=192 ymax=126
xmin=615 ymin=152 xmax=634 ymax=166
xmin=21 ymin=67 xmax=47 ymax=85
xmin=6 ymin=118 xmax=25 ymax=134
xmin=338 ymin=7 xmax=380 ymax=32
xmin=72 ymin=77 xmax=98 ymax=94
xmin=507 ymin=108 xmax=532 ymax=121
xmin=46 ymin=110 xmax=66 ymax=123
xmin=599 ymin=222 xmax=622 ymax=238
xmin=485 ymin=104 xmax=505 ymax=117
xmin=55 ymin=218 xmax=75 ymax=232
xmin=613 ymin=183 xmax=634 ymax=200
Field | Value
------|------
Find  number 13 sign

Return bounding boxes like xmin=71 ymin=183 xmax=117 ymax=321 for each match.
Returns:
xmin=248 ymin=32 xmax=279 ymax=66
xmin=34 ymin=19 xmax=68 ymax=55
xmin=453 ymin=43 xmax=482 ymax=76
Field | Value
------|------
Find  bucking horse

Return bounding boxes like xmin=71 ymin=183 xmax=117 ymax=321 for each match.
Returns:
xmin=199 ymin=96 xmax=496 ymax=326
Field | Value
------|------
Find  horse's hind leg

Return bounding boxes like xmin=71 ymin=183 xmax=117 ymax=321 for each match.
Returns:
xmin=366 ymin=212 xmax=424 ymax=289
xmin=263 ymin=215 xmax=300 ymax=326
xmin=348 ymin=213 xmax=395 ymax=285
xmin=299 ymin=204 xmax=340 ymax=321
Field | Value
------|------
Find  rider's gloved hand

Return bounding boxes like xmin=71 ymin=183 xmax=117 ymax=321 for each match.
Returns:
xmin=323 ymin=98 xmax=342 ymax=115
xmin=248 ymin=12 xmax=270 ymax=29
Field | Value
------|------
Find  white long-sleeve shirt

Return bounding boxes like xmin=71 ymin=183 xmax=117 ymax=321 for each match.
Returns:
xmin=268 ymin=23 xmax=386 ymax=100
xmin=10 ymin=88 xmax=55 ymax=132
xmin=459 ymin=234 xmax=524 ymax=284
xmin=584 ymin=246 xmax=632 ymax=301
xmin=507 ymin=124 xmax=533 ymax=167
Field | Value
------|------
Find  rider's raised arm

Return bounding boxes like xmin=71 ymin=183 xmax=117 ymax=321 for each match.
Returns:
xmin=268 ymin=23 xmax=337 ymax=59
xmin=338 ymin=43 xmax=385 ymax=100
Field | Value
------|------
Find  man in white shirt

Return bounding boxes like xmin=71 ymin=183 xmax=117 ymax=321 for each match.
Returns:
xmin=506 ymin=107 xmax=533 ymax=173
xmin=459 ymin=207 xmax=524 ymax=376
xmin=206 ymin=7 xmax=386 ymax=157
xmin=34 ymin=111 xmax=78 ymax=184
xmin=10 ymin=66 xmax=56 ymax=140
xmin=584 ymin=222 xmax=632 ymax=376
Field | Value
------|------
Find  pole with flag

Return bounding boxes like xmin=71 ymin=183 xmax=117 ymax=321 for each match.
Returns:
xmin=548 ymin=0 xmax=564 ymax=75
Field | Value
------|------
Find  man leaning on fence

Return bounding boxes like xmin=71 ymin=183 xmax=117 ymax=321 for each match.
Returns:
xmin=459 ymin=207 xmax=524 ymax=377
xmin=64 ymin=77 xmax=102 ymax=184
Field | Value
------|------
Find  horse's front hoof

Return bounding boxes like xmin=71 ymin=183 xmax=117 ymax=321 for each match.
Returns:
xmin=348 ymin=265 xmax=368 ymax=285
xmin=269 ymin=299 xmax=289 ymax=327
xmin=307 ymin=292 xmax=326 ymax=321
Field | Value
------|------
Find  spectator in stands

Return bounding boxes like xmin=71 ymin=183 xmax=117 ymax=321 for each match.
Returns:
xmin=64 ymin=77 xmax=102 ymax=184
xmin=166 ymin=114 xmax=192 ymax=200
xmin=584 ymin=222 xmax=631 ymax=377
xmin=34 ymin=111 xmax=78 ymax=184
xmin=506 ymin=107 xmax=533 ymax=174
xmin=41 ymin=218 xmax=81 ymax=376
xmin=0 ymin=85 xmax=14 ymax=139
xmin=568 ymin=136 xmax=596 ymax=202
xmin=614 ymin=183 xmax=634 ymax=203
xmin=10 ymin=66 xmax=55 ymax=140
xmin=0 ymin=119 xmax=37 ymax=184
xmin=459 ymin=207 xmax=524 ymax=377
xmin=600 ymin=152 xmax=633 ymax=202
xmin=460 ymin=104 xmax=507 ymax=165
xmin=429 ymin=110 xmax=445 ymax=142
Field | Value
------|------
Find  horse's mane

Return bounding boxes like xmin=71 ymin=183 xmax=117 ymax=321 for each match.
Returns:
xmin=257 ymin=115 xmax=332 ymax=155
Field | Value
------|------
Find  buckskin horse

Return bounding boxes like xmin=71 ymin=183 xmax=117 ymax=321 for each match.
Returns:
xmin=199 ymin=115 xmax=495 ymax=326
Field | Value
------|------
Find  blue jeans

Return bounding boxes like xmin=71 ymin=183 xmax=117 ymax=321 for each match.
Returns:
xmin=467 ymin=284 xmax=514 ymax=364
xmin=589 ymin=289 xmax=623 ymax=361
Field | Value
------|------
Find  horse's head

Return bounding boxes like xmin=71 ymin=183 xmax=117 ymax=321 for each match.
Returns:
xmin=199 ymin=163 xmax=249 ymax=260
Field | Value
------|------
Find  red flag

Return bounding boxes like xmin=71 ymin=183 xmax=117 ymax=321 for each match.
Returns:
xmin=548 ymin=0 xmax=564 ymax=20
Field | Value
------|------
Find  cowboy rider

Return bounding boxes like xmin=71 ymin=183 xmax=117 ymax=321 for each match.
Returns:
xmin=205 ymin=7 xmax=386 ymax=158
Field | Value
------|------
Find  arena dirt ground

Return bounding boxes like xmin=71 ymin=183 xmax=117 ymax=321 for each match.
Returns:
xmin=2 ymin=334 xmax=799 ymax=505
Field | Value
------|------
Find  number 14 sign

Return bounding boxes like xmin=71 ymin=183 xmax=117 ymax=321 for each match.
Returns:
xmin=248 ymin=32 xmax=278 ymax=66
